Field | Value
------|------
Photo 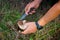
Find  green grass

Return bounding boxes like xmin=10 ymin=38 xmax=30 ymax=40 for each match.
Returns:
xmin=0 ymin=0 xmax=60 ymax=40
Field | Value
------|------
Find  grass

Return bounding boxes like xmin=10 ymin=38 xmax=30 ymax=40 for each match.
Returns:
xmin=0 ymin=0 xmax=60 ymax=40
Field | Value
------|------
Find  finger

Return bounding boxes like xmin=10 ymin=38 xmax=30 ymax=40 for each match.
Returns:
xmin=21 ymin=30 xmax=28 ymax=34
xmin=21 ymin=27 xmax=33 ymax=34
xmin=21 ymin=25 xmax=30 ymax=34
xmin=29 ymin=10 xmax=36 ymax=14
xmin=26 ymin=6 xmax=31 ymax=15
xmin=21 ymin=23 xmax=29 ymax=34
xmin=25 ymin=6 xmax=29 ymax=15
xmin=29 ymin=8 xmax=36 ymax=14
xmin=21 ymin=25 xmax=33 ymax=34
xmin=25 ymin=3 xmax=30 ymax=11
xmin=25 ymin=3 xmax=31 ymax=15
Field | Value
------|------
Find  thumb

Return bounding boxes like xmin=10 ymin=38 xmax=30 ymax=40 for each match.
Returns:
xmin=21 ymin=30 xmax=27 ymax=34
xmin=21 ymin=28 xmax=29 ymax=34
xmin=26 ymin=6 xmax=31 ymax=15
xmin=21 ymin=23 xmax=29 ymax=34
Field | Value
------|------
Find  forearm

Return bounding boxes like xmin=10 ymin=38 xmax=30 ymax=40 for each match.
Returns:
xmin=38 ymin=1 xmax=60 ymax=26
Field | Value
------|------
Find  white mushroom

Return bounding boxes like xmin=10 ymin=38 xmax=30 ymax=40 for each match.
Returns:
xmin=17 ymin=20 xmax=28 ymax=30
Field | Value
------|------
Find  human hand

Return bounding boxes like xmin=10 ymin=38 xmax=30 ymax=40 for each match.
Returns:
xmin=25 ymin=0 xmax=40 ymax=15
xmin=21 ymin=22 xmax=37 ymax=34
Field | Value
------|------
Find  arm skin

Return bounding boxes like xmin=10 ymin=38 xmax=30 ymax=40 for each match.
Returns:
xmin=38 ymin=1 xmax=60 ymax=26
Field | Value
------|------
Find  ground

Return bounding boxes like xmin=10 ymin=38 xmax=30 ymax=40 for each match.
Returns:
xmin=0 ymin=0 xmax=60 ymax=40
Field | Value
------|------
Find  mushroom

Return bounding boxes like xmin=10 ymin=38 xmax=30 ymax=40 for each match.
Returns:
xmin=17 ymin=20 xmax=27 ymax=30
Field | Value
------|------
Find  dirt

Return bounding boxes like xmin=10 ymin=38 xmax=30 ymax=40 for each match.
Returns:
xmin=0 ymin=0 xmax=60 ymax=40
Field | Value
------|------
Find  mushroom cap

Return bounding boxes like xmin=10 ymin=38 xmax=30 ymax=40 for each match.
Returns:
xmin=17 ymin=20 xmax=23 ymax=25
xmin=17 ymin=20 xmax=27 ymax=30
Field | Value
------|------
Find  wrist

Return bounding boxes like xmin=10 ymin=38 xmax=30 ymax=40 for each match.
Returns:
xmin=35 ymin=22 xmax=43 ymax=30
xmin=38 ymin=19 xmax=46 ymax=26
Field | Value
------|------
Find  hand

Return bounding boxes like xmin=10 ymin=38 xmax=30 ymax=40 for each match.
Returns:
xmin=25 ymin=0 xmax=40 ymax=15
xmin=21 ymin=22 xmax=37 ymax=34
